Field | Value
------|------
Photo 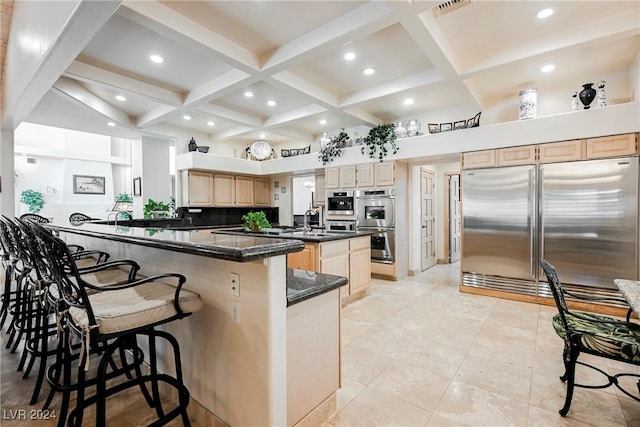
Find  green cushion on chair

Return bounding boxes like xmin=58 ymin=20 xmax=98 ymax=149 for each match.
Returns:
xmin=553 ymin=312 xmax=640 ymax=362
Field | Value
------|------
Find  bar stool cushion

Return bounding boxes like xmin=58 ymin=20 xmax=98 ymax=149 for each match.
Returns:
xmin=552 ymin=312 xmax=640 ymax=362
xmin=68 ymin=281 xmax=203 ymax=334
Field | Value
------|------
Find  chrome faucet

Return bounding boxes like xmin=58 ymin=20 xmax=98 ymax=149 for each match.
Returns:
xmin=303 ymin=209 xmax=316 ymax=234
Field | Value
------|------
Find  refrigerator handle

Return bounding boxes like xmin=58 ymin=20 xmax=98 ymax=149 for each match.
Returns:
xmin=538 ymin=167 xmax=544 ymax=265
xmin=530 ymin=168 xmax=536 ymax=278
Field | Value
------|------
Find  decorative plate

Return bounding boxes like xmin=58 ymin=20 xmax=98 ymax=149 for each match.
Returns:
xmin=250 ymin=140 xmax=272 ymax=160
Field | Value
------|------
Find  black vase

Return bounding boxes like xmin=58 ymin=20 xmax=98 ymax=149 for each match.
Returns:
xmin=579 ymin=83 xmax=596 ymax=109
xmin=188 ymin=137 xmax=197 ymax=152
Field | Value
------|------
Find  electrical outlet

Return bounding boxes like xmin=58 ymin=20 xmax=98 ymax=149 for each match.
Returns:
xmin=230 ymin=273 xmax=240 ymax=297
xmin=231 ymin=302 xmax=240 ymax=324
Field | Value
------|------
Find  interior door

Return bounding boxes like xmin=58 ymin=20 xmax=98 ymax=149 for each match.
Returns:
xmin=448 ymin=174 xmax=461 ymax=263
xmin=421 ymin=169 xmax=436 ymax=271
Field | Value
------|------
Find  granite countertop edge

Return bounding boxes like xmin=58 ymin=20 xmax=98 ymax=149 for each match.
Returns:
xmin=286 ymin=268 xmax=348 ymax=306
xmin=47 ymin=223 xmax=304 ymax=262
xmin=214 ymin=229 xmax=373 ymax=243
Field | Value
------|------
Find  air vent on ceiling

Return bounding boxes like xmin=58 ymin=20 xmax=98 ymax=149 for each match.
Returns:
xmin=435 ymin=0 xmax=472 ymax=16
xmin=26 ymin=157 xmax=36 ymax=164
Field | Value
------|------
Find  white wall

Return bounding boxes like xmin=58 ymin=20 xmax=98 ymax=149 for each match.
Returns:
xmin=631 ymin=51 xmax=640 ymax=103
xmin=291 ymin=175 xmax=314 ymax=215
xmin=270 ymin=174 xmax=292 ymax=226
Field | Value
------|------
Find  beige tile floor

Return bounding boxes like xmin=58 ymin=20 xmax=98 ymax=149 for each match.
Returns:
xmin=2 ymin=262 xmax=639 ymax=426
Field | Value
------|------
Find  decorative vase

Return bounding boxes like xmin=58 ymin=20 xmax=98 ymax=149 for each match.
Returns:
xmin=596 ymin=81 xmax=606 ymax=108
xmin=519 ymin=89 xmax=537 ymax=120
xmin=578 ymin=83 xmax=596 ymax=109
xmin=571 ymin=92 xmax=579 ymax=112
xmin=188 ymin=137 xmax=197 ymax=152
xmin=394 ymin=121 xmax=408 ymax=139
xmin=405 ymin=120 xmax=421 ymax=137
xmin=319 ymin=132 xmax=330 ymax=149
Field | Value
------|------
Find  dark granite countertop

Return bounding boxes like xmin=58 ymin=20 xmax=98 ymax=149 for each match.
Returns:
xmin=47 ymin=222 xmax=304 ymax=262
xmin=286 ymin=269 xmax=348 ymax=306
xmin=214 ymin=229 xmax=372 ymax=243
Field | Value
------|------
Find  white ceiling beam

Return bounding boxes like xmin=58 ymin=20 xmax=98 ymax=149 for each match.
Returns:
xmin=262 ymin=1 xmax=395 ymax=72
xmin=183 ymin=69 xmax=255 ymax=106
xmin=269 ymin=71 xmax=337 ymax=108
xmin=263 ymin=105 xmax=327 ymax=128
xmin=2 ymin=0 xmax=122 ymax=130
xmin=119 ymin=0 xmax=260 ymax=73
xmin=214 ymin=125 xmax=256 ymax=140
xmin=135 ymin=104 xmax=178 ymax=128
xmin=64 ymin=60 xmax=183 ymax=106
xmin=462 ymin=11 xmax=640 ymax=77
xmin=194 ymin=104 xmax=262 ymax=128
xmin=52 ymin=77 xmax=132 ymax=127
xmin=266 ymin=127 xmax=314 ymax=144
xmin=386 ymin=1 xmax=481 ymax=110
xmin=342 ymin=108 xmax=383 ymax=126
xmin=340 ymin=69 xmax=445 ymax=107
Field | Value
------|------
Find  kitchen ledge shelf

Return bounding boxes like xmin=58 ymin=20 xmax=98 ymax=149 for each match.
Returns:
xmin=176 ymin=102 xmax=640 ymax=175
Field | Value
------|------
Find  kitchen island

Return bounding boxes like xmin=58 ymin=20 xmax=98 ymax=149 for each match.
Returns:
xmin=47 ymin=221 xmax=347 ymax=427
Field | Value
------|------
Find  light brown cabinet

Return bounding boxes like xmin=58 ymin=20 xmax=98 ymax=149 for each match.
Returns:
xmin=314 ymin=173 xmax=325 ymax=206
xmin=348 ymin=237 xmax=371 ymax=295
xmin=254 ymin=177 xmax=271 ymax=206
xmin=287 ymin=243 xmax=317 ymax=271
xmin=497 ymin=146 xmax=537 ymax=166
xmin=356 ymin=164 xmax=375 ymax=188
xmin=462 ymin=150 xmax=497 ymax=169
xmin=234 ymin=175 xmax=254 ymax=206
xmin=539 ymin=140 xmax=585 ymax=163
xmin=325 ymin=168 xmax=339 ymax=189
xmin=325 ymin=166 xmax=356 ymax=189
xmin=587 ymin=134 xmax=637 ymax=159
xmin=182 ymin=170 xmax=214 ymax=206
xmin=213 ymin=174 xmax=235 ymax=206
xmin=374 ymin=162 xmax=395 ymax=186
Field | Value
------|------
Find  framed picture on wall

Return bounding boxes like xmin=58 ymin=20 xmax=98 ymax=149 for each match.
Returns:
xmin=133 ymin=177 xmax=142 ymax=197
xmin=73 ymin=175 xmax=105 ymax=194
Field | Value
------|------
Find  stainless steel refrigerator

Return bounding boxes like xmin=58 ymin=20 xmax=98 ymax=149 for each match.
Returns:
xmin=461 ymin=156 xmax=638 ymax=298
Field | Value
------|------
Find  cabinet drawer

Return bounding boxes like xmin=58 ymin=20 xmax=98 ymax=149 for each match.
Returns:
xmin=587 ymin=134 xmax=637 ymax=159
xmin=349 ymin=236 xmax=370 ymax=251
xmin=320 ymin=240 xmax=349 ymax=258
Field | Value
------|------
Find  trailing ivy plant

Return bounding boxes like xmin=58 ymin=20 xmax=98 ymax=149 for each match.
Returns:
xmin=361 ymin=123 xmax=398 ymax=162
xmin=20 ymin=189 xmax=44 ymax=213
xmin=318 ymin=129 xmax=349 ymax=165
xmin=143 ymin=198 xmax=171 ymax=219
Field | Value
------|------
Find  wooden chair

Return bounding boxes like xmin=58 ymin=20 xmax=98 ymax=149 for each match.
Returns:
xmin=68 ymin=212 xmax=95 ymax=225
xmin=540 ymin=259 xmax=640 ymax=416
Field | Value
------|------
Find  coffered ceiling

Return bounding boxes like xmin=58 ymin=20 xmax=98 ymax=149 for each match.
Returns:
xmin=5 ymin=0 xmax=640 ymax=146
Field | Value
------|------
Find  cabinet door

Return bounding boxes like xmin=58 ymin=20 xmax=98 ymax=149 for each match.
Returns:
xmin=314 ymin=173 xmax=326 ymax=206
xmin=539 ymin=140 xmax=585 ymax=163
xmin=254 ymin=177 xmax=270 ymax=206
xmin=356 ymin=164 xmax=374 ymax=188
xmin=287 ymin=244 xmax=317 ymax=271
xmin=586 ymin=134 xmax=637 ymax=159
xmin=213 ymin=174 xmax=235 ymax=206
xmin=235 ymin=176 xmax=254 ymax=206
xmin=497 ymin=146 xmax=536 ymax=166
xmin=187 ymin=171 xmax=214 ymax=206
xmin=462 ymin=150 xmax=496 ymax=169
xmin=375 ymin=162 xmax=395 ymax=186
xmin=349 ymin=249 xmax=371 ymax=294
xmin=325 ymin=168 xmax=339 ymax=189
xmin=339 ymin=166 xmax=356 ymax=188
xmin=320 ymin=254 xmax=349 ymax=282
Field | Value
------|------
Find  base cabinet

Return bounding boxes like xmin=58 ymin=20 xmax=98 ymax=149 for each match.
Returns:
xmin=287 ymin=244 xmax=316 ymax=271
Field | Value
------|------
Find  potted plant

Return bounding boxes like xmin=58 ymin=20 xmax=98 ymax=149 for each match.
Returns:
xmin=361 ymin=123 xmax=398 ymax=162
xmin=242 ymin=211 xmax=271 ymax=232
xmin=318 ymin=129 xmax=349 ymax=165
xmin=20 ymin=189 xmax=45 ymax=213
xmin=143 ymin=198 xmax=171 ymax=219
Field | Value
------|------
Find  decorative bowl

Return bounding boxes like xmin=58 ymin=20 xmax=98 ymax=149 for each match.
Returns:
xmin=197 ymin=146 xmax=210 ymax=153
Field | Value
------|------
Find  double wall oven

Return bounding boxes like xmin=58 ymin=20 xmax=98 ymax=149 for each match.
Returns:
xmin=356 ymin=189 xmax=395 ymax=264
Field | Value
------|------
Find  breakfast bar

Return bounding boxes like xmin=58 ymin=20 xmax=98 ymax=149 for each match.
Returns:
xmin=47 ymin=221 xmax=348 ymax=427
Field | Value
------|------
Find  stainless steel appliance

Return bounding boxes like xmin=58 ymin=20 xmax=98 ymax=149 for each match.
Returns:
xmin=325 ymin=219 xmax=356 ymax=233
xmin=462 ymin=156 xmax=639 ymax=299
xmin=356 ymin=188 xmax=396 ymax=263
xmin=327 ymin=191 xmax=354 ymax=215
xmin=356 ymin=189 xmax=395 ymax=228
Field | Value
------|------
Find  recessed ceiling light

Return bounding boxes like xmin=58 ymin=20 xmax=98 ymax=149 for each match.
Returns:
xmin=183 ymin=115 xmax=192 ymax=120
xmin=404 ymin=98 xmax=414 ymax=106
xmin=207 ymin=121 xmax=215 ymax=126
xmin=362 ymin=68 xmax=375 ymax=76
xmin=107 ymin=122 xmax=116 ymax=127
xmin=267 ymin=100 xmax=277 ymax=107
xmin=537 ymin=8 xmax=554 ymax=19
xmin=115 ymin=95 xmax=127 ymax=101
xmin=259 ymin=132 xmax=266 ymax=139
xmin=244 ymin=91 xmax=254 ymax=98
xmin=319 ymin=119 xmax=327 ymax=125
xmin=344 ymin=52 xmax=356 ymax=61
xmin=150 ymin=54 xmax=164 ymax=64
xmin=541 ymin=64 xmax=555 ymax=73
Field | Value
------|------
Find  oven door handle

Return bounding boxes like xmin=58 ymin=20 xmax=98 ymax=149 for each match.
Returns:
xmin=357 ymin=226 xmax=395 ymax=231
